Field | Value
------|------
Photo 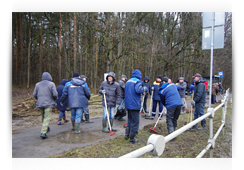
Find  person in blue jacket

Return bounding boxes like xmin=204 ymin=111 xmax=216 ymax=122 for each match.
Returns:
xmin=150 ymin=75 xmax=163 ymax=119
xmin=56 ymin=79 xmax=69 ymax=125
xmin=159 ymin=77 xmax=182 ymax=134
xmin=190 ymin=80 xmax=196 ymax=97
xmin=60 ymin=72 xmax=90 ymax=134
xmin=124 ymin=69 xmax=148 ymax=144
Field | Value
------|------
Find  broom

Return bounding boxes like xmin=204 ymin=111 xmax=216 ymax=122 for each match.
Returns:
xmin=149 ymin=107 xmax=165 ymax=133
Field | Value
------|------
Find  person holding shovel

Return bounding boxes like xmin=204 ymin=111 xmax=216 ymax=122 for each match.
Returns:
xmin=124 ymin=69 xmax=148 ymax=144
xmin=98 ymin=72 xmax=121 ymax=133
xmin=159 ymin=76 xmax=182 ymax=134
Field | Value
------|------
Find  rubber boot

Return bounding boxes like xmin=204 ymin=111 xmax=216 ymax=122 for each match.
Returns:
xmin=109 ymin=119 xmax=117 ymax=132
xmin=85 ymin=114 xmax=93 ymax=123
xmin=102 ymin=120 xmax=109 ymax=133
xmin=125 ymin=126 xmax=130 ymax=140
xmin=198 ymin=120 xmax=207 ymax=130
xmin=71 ymin=120 xmax=75 ymax=131
xmin=190 ymin=123 xmax=198 ymax=131
xmin=181 ymin=106 xmax=185 ymax=115
xmin=129 ymin=135 xmax=138 ymax=144
xmin=74 ymin=123 xmax=81 ymax=134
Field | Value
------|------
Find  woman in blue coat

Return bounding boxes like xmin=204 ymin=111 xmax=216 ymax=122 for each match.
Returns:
xmin=56 ymin=79 xmax=68 ymax=125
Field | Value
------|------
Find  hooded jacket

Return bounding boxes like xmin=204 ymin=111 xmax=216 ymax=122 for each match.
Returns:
xmin=60 ymin=77 xmax=90 ymax=108
xmin=119 ymin=79 xmax=126 ymax=99
xmin=193 ymin=77 xmax=206 ymax=104
xmin=142 ymin=76 xmax=151 ymax=97
xmin=152 ymin=81 xmax=161 ymax=101
xmin=178 ymin=81 xmax=187 ymax=98
xmin=98 ymin=72 xmax=121 ymax=107
xmin=56 ymin=79 xmax=68 ymax=111
xmin=124 ymin=69 xmax=146 ymax=110
xmin=159 ymin=83 xmax=182 ymax=110
xmin=33 ymin=72 xmax=58 ymax=108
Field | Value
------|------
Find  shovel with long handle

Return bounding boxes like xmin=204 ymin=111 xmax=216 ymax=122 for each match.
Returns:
xmin=150 ymin=107 xmax=165 ymax=134
xmin=103 ymin=93 xmax=115 ymax=136
xmin=139 ymin=92 xmax=146 ymax=115
xmin=144 ymin=90 xmax=154 ymax=119
xmin=187 ymin=90 xmax=194 ymax=124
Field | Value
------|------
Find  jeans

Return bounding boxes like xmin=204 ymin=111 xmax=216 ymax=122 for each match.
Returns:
xmin=211 ymin=95 xmax=216 ymax=104
xmin=194 ymin=103 xmax=206 ymax=121
xmin=117 ymin=98 xmax=124 ymax=111
xmin=71 ymin=108 xmax=83 ymax=123
xmin=58 ymin=111 xmax=66 ymax=119
xmin=103 ymin=106 xmax=115 ymax=120
xmin=127 ymin=109 xmax=140 ymax=136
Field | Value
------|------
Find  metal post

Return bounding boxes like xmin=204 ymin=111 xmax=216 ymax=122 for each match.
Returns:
xmin=208 ymin=12 xmax=215 ymax=109
xmin=222 ymin=99 xmax=225 ymax=137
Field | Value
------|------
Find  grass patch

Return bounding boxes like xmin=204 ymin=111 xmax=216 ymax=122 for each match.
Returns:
xmin=51 ymin=101 xmax=232 ymax=158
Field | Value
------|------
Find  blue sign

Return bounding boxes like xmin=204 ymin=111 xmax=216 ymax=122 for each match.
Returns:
xmin=219 ymin=71 xmax=223 ymax=77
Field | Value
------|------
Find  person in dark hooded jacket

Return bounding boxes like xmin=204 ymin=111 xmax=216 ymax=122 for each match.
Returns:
xmin=191 ymin=73 xmax=207 ymax=130
xmin=124 ymin=69 xmax=148 ymax=143
xmin=142 ymin=76 xmax=151 ymax=113
xmin=98 ymin=72 xmax=121 ymax=133
xmin=60 ymin=73 xmax=90 ymax=134
xmin=33 ymin=72 xmax=58 ymax=139
xmin=56 ymin=79 xmax=69 ymax=125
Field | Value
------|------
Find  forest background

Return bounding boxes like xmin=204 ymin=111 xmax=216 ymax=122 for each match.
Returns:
xmin=12 ymin=12 xmax=232 ymax=92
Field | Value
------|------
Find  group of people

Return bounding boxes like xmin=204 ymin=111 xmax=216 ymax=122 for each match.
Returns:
xmin=33 ymin=69 xmax=209 ymax=144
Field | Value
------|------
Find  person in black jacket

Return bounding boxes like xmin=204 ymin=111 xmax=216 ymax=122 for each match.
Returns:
xmin=142 ymin=76 xmax=151 ymax=113
xmin=191 ymin=73 xmax=207 ymax=130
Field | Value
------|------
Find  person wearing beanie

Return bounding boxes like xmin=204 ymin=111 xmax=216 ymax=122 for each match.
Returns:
xmin=150 ymin=75 xmax=164 ymax=119
xmin=142 ymin=76 xmax=151 ymax=113
xmin=177 ymin=77 xmax=187 ymax=114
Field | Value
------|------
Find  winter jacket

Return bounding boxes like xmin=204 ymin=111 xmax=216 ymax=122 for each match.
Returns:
xmin=98 ymin=72 xmax=121 ymax=107
xmin=178 ymin=81 xmax=187 ymax=98
xmin=152 ymin=81 xmax=161 ymax=101
xmin=204 ymin=81 xmax=208 ymax=89
xmin=33 ymin=72 xmax=58 ymax=108
xmin=119 ymin=79 xmax=126 ymax=99
xmin=193 ymin=77 xmax=206 ymax=104
xmin=124 ymin=69 xmax=146 ymax=110
xmin=211 ymin=83 xmax=219 ymax=95
xmin=190 ymin=84 xmax=196 ymax=96
xmin=60 ymin=77 xmax=90 ymax=108
xmin=84 ymin=82 xmax=90 ymax=94
xmin=159 ymin=83 xmax=182 ymax=110
xmin=56 ymin=79 xmax=68 ymax=111
xmin=142 ymin=76 xmax=151 ymax=97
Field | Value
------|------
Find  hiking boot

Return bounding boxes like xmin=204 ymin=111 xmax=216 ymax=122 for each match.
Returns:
xmin=190 ymin=124 xmax=198 ymax=131
xmin=108 ymin=119 xmax=117 ymax=132
xmin=198 ymin=120 xmax=207 ymax=130
xmin=40 ymin=133 xmax=48 ymax=139
xmin=102 ymin=120 xmax=109 ymax=133
xmin=57 ymin=121 xmax=64 ymax=125
xmin=71 ymin=120 xmax=75 ymax=131
xmin=125 ymin=126 xmax=130 ymax=140
xmin=85 ymin=114 xmax=93 ymax=123
xmin=129 ymin=135 xmax=138 ymax=144
xmin=74 ymin=123 xmax=81 ymax=134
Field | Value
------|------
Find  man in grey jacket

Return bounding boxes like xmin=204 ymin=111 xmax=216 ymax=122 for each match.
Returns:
xmin=178 ymin=77 xmax=187 ymax=114
xmin=33 ymin=72 xmax=58 ymax=139
xmin=98 ymin=72 xmax=121 ymax=133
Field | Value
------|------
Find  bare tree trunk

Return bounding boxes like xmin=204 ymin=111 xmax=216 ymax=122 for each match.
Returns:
xmin=59 ymin=12 xmax=62 ymax=82
xmin=73 ymin=12 xmax=77 ymax=72
xmin=27 ymin=12 xmax=31 ymax=88
xmin=15 ymin=13 xmax=18 ymax=85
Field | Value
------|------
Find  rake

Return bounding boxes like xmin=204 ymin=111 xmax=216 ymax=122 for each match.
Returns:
xmin=150 ymin=107 xmax=165 ymax=133
xmin=103 ymin=93 xmax=115 ymax=136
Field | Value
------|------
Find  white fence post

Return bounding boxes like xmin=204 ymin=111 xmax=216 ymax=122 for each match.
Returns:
xmin=208 ymin=108 xmax=215 ymax=158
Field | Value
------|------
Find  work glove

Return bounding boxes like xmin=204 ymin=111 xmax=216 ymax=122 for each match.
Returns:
xmin=144 ymin=86 xmax=148 ymax=92
xmin=101 ymin=90 xmax=106 ymax=94
xmin=151 ymin=86 xmax=154 ymax=91
xmin=191 ymin=100 xmax=195 ymax=106
xmin=60 ymin=102 xmax=63 ymax=106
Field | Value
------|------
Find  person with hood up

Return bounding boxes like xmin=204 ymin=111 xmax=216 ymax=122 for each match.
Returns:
xmin=33 ymin=72 xmax=58 ymax=139
xmin=150 ymin=75 xmax=163 ymax=119
xmin=159 ymin=76 xmax=182 ymax=134
xmin=178 ymin=77 xmax=187 ymax=114
xmin=190 ymin=73 xmax=207 ymax=130
xmin=60 ymin=72 xmax=90 ymax=134
xmin=142 ymin=76 xmax=151 ymax=113
xmin=56 ymin=79 xmax=69 ymax=125
xmin=124 ymin=69 xmax=148 ymax=143
xmin=98 ymin=72 xmax=121 ymax=133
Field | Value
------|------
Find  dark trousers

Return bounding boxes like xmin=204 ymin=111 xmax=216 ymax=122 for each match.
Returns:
xmin=166 ymin=105 xmax=181 ymax=130
xmin=211 ymin=95 xmax=216 ymax=104
xmin=127 ymin=109 xmax=140 ymax=136
xmin=143 ymin=95 xmax=148 ymax=112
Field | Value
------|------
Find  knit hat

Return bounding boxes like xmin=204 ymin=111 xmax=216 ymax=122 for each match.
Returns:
xmin=73 ymin=72 xmax=80 ymax=78
xmin=179 ymin=77 xmax=184 ymax=80
xmin=156 ymin=75 xmax=162 ymax=80
xmin=162 ymin=76 xmax=169 ymax=82
xmin=80 ymin=75 xmax=87 ymax=79
xmin=192 ymin=73 xmax=202 ymax=79
xmin=121 ymin=74 xmax=127 ymax=80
